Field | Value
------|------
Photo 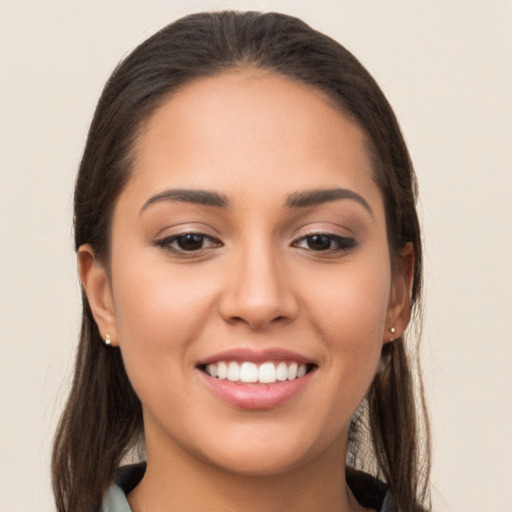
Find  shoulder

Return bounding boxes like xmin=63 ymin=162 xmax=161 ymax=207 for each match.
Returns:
xmin=101 ymin=463 xmax=146 ymax=512
xmin=346 ymin=467 xmax=397 ymax=512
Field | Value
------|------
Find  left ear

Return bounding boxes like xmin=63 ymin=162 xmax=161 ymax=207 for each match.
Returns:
xmin=384 ymin=242 xmax=414 ymax=343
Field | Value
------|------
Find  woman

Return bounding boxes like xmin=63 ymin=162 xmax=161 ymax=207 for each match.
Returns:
xmin=52 ymin=11 xmax=430 ymax=512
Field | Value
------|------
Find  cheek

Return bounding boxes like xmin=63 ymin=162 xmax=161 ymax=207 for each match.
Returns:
xmin=301 ymin=253 xmax=391 ymax=386
xmin=110 ymin=248 xmax=219 ymax=382
xmin=109 ymin=257 xmax=223 ymax=425
xmin=304 ymin=256 xmax=390 ymax=337
xmin=114 ymin=269 xmax=197 ymax=346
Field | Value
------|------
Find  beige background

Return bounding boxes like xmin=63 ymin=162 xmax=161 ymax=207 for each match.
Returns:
xmin=1 ymin=1 xmax=511 ymax=510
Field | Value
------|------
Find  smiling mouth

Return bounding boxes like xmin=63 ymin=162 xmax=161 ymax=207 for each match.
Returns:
xmin=199 ymin=361 xmax=316 ymax=384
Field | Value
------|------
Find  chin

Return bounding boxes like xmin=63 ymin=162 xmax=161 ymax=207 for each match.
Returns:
xmin=204 ymin=448 xmax=312 ymax=477
xmin=192 ymin=424 xmax=346 ymax=478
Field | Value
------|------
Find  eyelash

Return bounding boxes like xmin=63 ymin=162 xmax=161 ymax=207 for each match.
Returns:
xmin=293 ymin=233 xmax=357 ymax=253
xmin=154 ymin=232 xmax=356 ymax=255
xmin=155 ymin=233 xmax=222 ymax=254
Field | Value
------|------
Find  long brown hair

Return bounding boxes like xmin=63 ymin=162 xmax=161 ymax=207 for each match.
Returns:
xmin=52 ymin=11 xmax=430 ymax=511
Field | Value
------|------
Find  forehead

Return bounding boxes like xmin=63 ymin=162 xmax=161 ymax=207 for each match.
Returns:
xmin=126 ymin=70 xmax=383 ymax=215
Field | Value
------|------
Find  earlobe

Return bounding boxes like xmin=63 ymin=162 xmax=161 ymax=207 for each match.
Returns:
xmin=77 ymin=244 xmax=118 ymax=346
xmin=384 ymin=243 xmax=414 ymax=343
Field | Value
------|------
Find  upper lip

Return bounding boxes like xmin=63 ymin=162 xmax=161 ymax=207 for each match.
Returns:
xmin=196 ymin=348 xmax=315 ymax=366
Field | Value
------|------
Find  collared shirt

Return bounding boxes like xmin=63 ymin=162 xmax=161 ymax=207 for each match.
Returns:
xmin=101 ymin=463 xmax=397 ymax=512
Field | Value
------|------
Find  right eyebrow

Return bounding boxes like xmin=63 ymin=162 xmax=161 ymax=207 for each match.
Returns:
xmin=139 ymin=188 xmax=230 ymax=216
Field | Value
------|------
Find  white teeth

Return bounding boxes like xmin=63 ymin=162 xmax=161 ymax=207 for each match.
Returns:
xmin=276 ymin=362 xmax=288 ymax=381
xmin=258 ymin=362 xmax=276 ymax=383
xmin=227 ymin=361 xmax=240 ymax=382
xmin=240 ymin=362 xmax=258 ymax=383
xmin=288 ymin=362 xmax=298 ymax=380
xmin=205 ymin=360 xmax=310 ymax=383
xmin=217 ymin=361 xmax=228 ymax=379
xmin=209 ymin=363 xmax=218 ymax=378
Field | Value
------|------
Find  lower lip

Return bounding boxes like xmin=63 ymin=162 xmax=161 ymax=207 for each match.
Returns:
xmin=199 ymin=370 xmax=314 ymax=409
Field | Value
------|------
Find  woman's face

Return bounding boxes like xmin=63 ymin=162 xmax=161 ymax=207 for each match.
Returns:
xmin=83 ymin=70 xmax=410 ymax=475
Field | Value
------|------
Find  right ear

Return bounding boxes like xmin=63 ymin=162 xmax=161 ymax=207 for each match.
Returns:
xmin=77 ymin=244 xmax=118 ymax=346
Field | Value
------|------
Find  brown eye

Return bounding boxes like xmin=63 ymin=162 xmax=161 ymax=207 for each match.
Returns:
xmin=306 ymin=234 xmax=333 ymax=251
xmin=294 ymin=234 xmax=357 ymax=252
xmin=175 ymin=234 xmax=206 ymax=251
xmin=156 ymin=233 xmax=222 ymax=253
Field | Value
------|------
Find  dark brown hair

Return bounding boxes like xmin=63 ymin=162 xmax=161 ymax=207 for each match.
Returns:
xmin=52 ymin=11 xmax=430 ymax=511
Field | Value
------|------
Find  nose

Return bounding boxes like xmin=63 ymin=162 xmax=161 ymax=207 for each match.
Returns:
xmin=218 ymin=243 xmax=299 ymax=330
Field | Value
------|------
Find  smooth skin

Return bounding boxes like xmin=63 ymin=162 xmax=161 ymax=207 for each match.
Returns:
xmin=79 ymin=70 xmax=413 ymax=512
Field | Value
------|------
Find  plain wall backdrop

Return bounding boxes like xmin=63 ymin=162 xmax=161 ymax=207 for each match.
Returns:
xmin=1 ymin=1 xmax=511 ymax=510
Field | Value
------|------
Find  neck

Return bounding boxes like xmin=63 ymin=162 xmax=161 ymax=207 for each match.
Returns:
xmin=128 ymin=431 xmax=365 ymax=512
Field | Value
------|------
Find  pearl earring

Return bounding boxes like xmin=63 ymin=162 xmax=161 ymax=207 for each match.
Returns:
xmin=104 ymin=334 xmax=111 ymax=346
xmin=389 ymin=326 xmax=396 ymax=342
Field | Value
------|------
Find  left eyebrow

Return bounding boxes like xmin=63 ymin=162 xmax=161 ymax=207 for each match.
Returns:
xmin=285 ymin=188 xmax=374 ymax=217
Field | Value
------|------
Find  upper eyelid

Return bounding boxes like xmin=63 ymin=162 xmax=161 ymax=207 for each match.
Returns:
xmin=294 ymin=232 xmax=352 ymax=240
xmin=152 ymin=220 xmax=356 ymax=242
xmin=153 ymin=222 xmax=222 ymax=239
xmin=293 ymin=233 xmax=355 ymax=245
xmin=155 ymin=230 xmax=352 ymax=241
xmin=154 ymin=234 xmax=223 ymax=256
xmin=156 ymin=232 xmax=221 ymax=244
xmin=291 ymin=223 xmax=355 ymax=239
